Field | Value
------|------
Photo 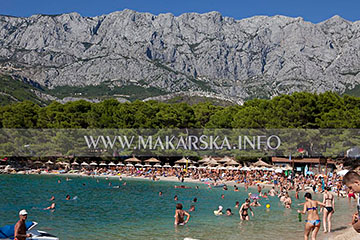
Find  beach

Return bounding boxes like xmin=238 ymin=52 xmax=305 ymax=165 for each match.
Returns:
xmin=1 ymin=171 xmax=358 ymax=240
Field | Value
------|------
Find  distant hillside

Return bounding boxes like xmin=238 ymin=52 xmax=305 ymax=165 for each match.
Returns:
xmin=1 ymin=11 xmax=360 ymax=102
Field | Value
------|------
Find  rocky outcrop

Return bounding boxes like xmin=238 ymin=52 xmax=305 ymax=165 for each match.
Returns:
xmin=1 ymin=10 xmax=360 ymax=101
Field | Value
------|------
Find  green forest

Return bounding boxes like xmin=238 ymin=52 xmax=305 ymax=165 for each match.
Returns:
xmin=0 ymin=91 xmax=359 ymax=129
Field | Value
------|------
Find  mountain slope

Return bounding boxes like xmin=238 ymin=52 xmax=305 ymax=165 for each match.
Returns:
xmin=1 ymin=11 xmax=360 ymax=101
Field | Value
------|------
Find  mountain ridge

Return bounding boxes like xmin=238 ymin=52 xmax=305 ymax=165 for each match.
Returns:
xmin=1 ymin=10 xmax=360 ymax=102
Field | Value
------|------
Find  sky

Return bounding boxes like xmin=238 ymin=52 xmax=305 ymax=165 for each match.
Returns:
xmin=1 ymin=0 xmax=360 ymax=23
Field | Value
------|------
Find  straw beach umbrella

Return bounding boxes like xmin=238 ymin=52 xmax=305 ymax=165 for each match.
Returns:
xmin=252 ymin=158 xmax=272 ymax=168
xmin=225 ymin=159 xmax=240 ymax=166
xmin=205 ymin=158 xmax=219 ymax=166
xmin=124 ymin=156 xmax=141 ymax=163
xmin=174 ymin=157 xmax=194 ymax=164
xmin=218 ymin=156 xmax=233 ymax=164
xmin=198 ymin=156 xmax=213 ymax=164
xmin=99 ymin=162 xmax=107 ymax=166
xmin=108 ymin=162 xmax=116 ymax=167
xmin=117 ymin=162 xmax=124 ymax=166
xmin=126 ymin=163 xmax=134 ymax=167
xmin=81 ymin=162 xmax=89 ymax=166
xmin=153 ymin=164 xmax=162 ymax=168
xmin=71 ymin=161 xmax=79 ymax=166
xmin=90 ymin=162 xmax=98 ymax=166
xmin=46 ymin=160 xmax=54 ymax=165
xmin=135 ymin=163 xmax=143 ymax=167
xmin=144 ymin=157 xmax=161 ymax=164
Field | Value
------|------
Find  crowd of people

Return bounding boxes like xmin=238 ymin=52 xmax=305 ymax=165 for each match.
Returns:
xmin=7 ymin=163 xmax=360 ymax=240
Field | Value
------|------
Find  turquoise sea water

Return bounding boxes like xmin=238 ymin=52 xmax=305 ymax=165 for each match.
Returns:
xmin=0 ymin=175 xmax=356 ymax=240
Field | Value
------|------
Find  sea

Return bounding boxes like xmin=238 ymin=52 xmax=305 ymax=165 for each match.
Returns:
xmin=0 ymin=174 xmax=356 ymax=240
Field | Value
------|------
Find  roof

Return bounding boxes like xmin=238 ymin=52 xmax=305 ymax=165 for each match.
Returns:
xmin=271 ymin=157 xmax=336 ymax=164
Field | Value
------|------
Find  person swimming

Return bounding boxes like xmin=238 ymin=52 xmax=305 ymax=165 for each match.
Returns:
xmin=189 ymin=205 xmax=195 ymax=212
xmin=174 ymin=203 xmax=190 ymax=225
xmin=44 ymin=203 xmax=55 ymax=210
xmin=250 ymin=199 xmax=261 ymax=207
xmin=214 ymin=206 xmax=223 ymax=216
xmin=66 ymin=195 xmax=71 ymax=200
xmin=226 ymin=208 xmax=233 ymax=216
xmin=174 ymin=185 xmax=191 ymax=189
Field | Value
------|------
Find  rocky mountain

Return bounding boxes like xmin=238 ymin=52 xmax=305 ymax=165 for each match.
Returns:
xmin=1 ymin=10 xmax=360 ymax=103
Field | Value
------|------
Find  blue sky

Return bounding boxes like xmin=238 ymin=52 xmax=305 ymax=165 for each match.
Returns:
xmin=1 ymin=0 xmax=360 ymax=23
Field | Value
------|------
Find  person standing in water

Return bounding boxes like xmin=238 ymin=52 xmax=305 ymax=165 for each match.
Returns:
xmin=174 ymin=203 xmax=190 ymax=225
xmin=297 ymin=192 xmax=326 ymax=240
xmin=322 ymin=187 xmax=335 ymax=233
xmin=239 ymin=199 xmax=254 ymax=221
xmin=284 ymin=193 xmax=292 ymax=209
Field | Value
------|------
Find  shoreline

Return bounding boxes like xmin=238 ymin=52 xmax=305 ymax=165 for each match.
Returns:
xmin=7 ymin=172 xmax=360 ymax=240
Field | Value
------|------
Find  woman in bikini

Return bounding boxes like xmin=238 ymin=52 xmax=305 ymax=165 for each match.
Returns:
xmin=322 ymin=187 xmax=335 ymax=233
xmin=297 ymin=192 xmax=326 ymax=240
xmin=174 ymin=203 xmax=190 ymax=225
xmin=239 ymin=199 xmax=254 ymax=221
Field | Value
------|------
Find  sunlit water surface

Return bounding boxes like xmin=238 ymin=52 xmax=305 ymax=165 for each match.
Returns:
xmin=0 ymin=175 xmax=355 ymax=240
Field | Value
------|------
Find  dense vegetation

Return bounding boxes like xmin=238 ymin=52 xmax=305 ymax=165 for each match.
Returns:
xmin=0 ymin=91 xmax=359 ymax=129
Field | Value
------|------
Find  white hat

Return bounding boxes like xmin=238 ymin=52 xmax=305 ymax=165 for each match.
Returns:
xmin=19 ymin=209 xmax=28 ymax=215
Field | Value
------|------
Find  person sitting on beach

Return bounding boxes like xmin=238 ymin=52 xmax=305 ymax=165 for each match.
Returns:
xmin=343 ymin=171 xmax=360 ymax=233
xmin=174 ymin=203 xmax=190 ymax=225
xmin=250 ymin=199 xmax=261 ymax=207
xmin=239 ymin=199 xmax=254 ymax=221
xmin=226 ymin=208 xmax=233 ymax=216
xmin=297 ymin=192 xmax=326 ymax=240
xmin=214 ymin=206 xmax=223 ymax=216
xmin=44 ymin=203 xmax=56 ymax=210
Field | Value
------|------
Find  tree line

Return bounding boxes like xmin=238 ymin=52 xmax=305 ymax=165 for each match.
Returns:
xmin=0 ymin=91 xmax=359 ymax=129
